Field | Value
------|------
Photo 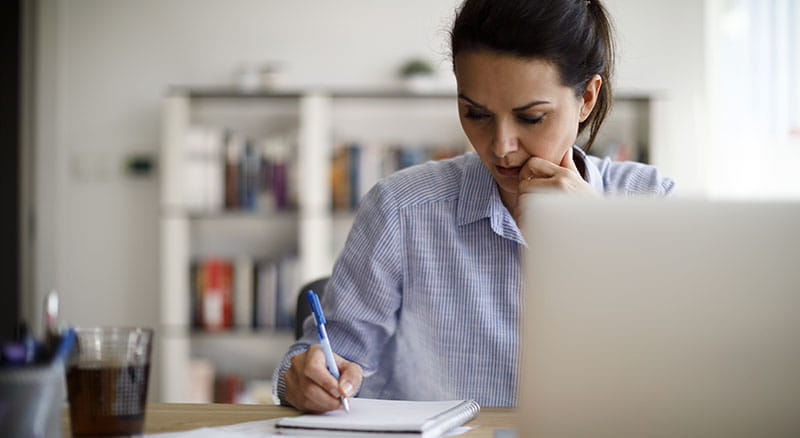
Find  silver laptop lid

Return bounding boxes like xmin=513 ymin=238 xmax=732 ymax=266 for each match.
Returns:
xmin=520 ymin=196 xmax=800 ymax=438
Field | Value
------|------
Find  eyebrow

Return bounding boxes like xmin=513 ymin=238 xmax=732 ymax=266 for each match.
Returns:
xmin=458 ymin=93 xmax=550 ymax=112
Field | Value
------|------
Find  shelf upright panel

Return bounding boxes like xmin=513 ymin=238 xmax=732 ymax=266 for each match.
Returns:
xmin=159 ymin=217 xmax=190 ymax=402
xmin=159 ymin=94 xmax=192 ymax=402
xmin=161 ymin=95 xmax=189 ymax=209
xmin=298 ymin=93 xmax=333 ymax=285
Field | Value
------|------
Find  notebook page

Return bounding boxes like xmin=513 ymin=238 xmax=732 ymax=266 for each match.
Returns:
xmin=277 ymin=398 xmax=473 ymax=432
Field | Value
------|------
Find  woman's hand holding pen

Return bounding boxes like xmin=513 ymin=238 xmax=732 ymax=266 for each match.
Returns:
xmin=513 ymin=148 xmax=598 ymax=225
xmin=284 ymin=344 xmax=363 ymax=413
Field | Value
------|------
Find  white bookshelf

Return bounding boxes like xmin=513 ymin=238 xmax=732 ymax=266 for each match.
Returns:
xmin=158 ymin=86 xmax=655 ymax=402
xmin=158 ymin=87 xmax=464 ymax=402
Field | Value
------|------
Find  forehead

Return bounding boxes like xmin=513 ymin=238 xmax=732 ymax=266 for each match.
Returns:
xmin=454 ymin=50 xmax=569 ymax=104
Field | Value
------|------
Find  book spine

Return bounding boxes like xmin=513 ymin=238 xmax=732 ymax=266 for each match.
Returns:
xmin=202 ymin=259 xmax=223 ymax=330
xmin=207 ymin=128 xmax=225 ymax=212
xmin=348 ymin=144 xmax=361 ymax=210
xmin=234 ymin=256 xmax=254 ymax=328
xmin=240 ymin=141 xmax=259 ymax=211
xmin=224 ymin=132 xmax=240 ymax=209
xmin=255 ymin=261 xmax=277 ymax=328
xmin=359 ymin=143 xmax=382 ymax=202
xmin=274 ymin=255 xmax=299 ymax=328
xmin=183 ymin=127 xmax=210 ymax=211
xmin=190 ymin=262 xmax=201 ymax=328
xmin=221 ymin=261 xmax=233 ymax=328
xmin=201 ymin=258 xmax=233 ymax=330
xmin=331 ymin=145 xmax=349 ymax=211
xmin=272 ymin=160 xmax=288 ymax=210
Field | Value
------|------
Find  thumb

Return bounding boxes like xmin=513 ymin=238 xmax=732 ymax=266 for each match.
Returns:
xmin=560 ymin=147 xmax=579 ymax=174
xmin=336 ymin=358 xmax=363 ymax=397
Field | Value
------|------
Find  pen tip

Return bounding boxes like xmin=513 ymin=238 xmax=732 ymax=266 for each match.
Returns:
xmin=342 ymin=397 xmax=350 ymax=412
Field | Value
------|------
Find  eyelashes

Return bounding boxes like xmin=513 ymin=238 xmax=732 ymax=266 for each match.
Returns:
xmin=464 ymin=109 xmax=490 ymax=120
xmin=517 ymin=115 xmax=544 ymax=125
xmin=463 ymin=108 xmax=544 ymax=125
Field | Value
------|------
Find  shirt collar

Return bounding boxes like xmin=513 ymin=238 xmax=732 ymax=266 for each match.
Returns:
xmin=456 ymin=153 xmax=526 ymax=244
xmin=456 ymin=152 xmax=495 ymax=227
xmin=455 ymin=147 xmax=600 ymax=244
xmin=573 ymin=146 xmax=604 ymax=193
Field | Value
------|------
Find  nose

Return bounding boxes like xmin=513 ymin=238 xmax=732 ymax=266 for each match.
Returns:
xmin=491 ymin=119 xmax=519 ymax=159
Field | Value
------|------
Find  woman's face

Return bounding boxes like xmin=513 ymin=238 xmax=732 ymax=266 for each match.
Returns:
xmin=454 ymin=50 xmax=592 ymax=204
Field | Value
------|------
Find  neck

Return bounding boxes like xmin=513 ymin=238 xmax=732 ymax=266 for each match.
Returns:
xmin=499 ymin=187 xmax=517 ymax=215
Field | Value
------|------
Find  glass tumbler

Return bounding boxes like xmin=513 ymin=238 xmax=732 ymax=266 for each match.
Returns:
xmin=66 ymin=327 xmax=153 ymax=437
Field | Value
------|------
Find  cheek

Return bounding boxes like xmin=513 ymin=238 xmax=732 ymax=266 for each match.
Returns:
xmin=520 ymin=118 xmax=579 ymax=161
xmin=459 ymin=119 xmax=488 ymax=152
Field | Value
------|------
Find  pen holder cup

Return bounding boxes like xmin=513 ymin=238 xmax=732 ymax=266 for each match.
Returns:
xmin=0 ymin=361 xmax=65 ymax=438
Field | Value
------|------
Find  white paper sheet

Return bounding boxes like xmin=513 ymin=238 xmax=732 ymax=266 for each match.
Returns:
xmin=147 ymin=417 xmax=472 ymax=438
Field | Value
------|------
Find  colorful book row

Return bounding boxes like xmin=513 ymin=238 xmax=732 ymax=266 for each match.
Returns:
xmin=331 ymin=142 xmax=463 ymax=211
xmin=183 ymin=126 xmax=296 ymax=213
xmin=190 ymin=256 xmax=299 ymax=331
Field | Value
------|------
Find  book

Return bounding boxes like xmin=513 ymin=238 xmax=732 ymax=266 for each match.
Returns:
xmin=224 ymin=131 xmax=242 ymax=209
xmin=275 ymin=398 xmax=480 ymax=437
xmin=184 ymin=126 xmax=225 ymax=212
xmin=200 ymin=259 xmax=233 ymax=330
xmin=233 ymin=256 xmax=254 ymax=328
xmin=255 ymin=261 xmax=277 ymax=328
xmin=186 ymin=359 xmax=215 ymax=403
xmin=330 ymin=142 xmax=463 ymax=211
xmin=214 ymin=373 xmax=244 ymax=404
xmin=274 ymin=254 xmax=299 ymax=329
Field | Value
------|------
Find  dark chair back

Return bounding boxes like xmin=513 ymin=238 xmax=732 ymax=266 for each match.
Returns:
xmin=294 ymin=277 xmax=329 ymax=340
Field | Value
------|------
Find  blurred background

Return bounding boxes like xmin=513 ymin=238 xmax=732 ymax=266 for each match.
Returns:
xmin=2 ymin=0 xmax=798 ymax=403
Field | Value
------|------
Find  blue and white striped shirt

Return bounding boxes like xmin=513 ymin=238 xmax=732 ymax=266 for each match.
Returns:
xmin=274 ymin=147 xmax=674 ymax=407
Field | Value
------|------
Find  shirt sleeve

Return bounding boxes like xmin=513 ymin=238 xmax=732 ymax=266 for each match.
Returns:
xmin=594 ymin=157 xmax=676 ymax=196
xmin=272 ymin=179 xmax=404 ymax=405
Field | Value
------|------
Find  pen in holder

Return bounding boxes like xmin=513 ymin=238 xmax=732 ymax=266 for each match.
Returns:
xmin=0 ymin=328 xmax=76 ymax=438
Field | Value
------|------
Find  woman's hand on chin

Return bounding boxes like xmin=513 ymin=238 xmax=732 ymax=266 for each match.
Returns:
xmin=513 ymin=150 xmax=599 ymax=225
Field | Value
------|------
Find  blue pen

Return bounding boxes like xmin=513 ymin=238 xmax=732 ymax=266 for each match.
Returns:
xmin=306 ymin=290 xmax=350 ymax=412
xmin=52 ymin=328 xmax=76 ymax=364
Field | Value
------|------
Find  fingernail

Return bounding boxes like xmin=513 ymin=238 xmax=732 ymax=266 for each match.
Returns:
xmin=342 ymin=382 xmax=354 ymax=397
xmin=328 ymin=386 xmax=339 ymax=397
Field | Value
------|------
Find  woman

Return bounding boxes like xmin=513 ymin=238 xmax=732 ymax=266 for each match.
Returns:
xmin=274 ymin=0 xmax=674 ymax=412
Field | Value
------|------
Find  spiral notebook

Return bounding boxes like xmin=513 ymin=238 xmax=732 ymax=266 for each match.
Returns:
xmin=275 ymin=398 xmax=480 ymax=437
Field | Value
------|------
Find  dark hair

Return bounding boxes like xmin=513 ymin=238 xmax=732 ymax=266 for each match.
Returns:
xmin=451 ymin=0 xmax=615 ymax=151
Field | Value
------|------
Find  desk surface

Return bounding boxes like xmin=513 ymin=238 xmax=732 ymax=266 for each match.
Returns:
xmin=67 ymin=403 xmax=518 ymax=437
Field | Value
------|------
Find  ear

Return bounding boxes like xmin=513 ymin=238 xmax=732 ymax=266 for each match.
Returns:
xmin=579 ymin=74 xmax=603 ymax=122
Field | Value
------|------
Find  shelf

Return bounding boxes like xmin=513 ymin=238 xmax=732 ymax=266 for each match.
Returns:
xmin=160 ymin=86 xmax=656 ymax=402
xmin=188 ymin=215 xmax=299 ymax=260
xmin=190 ymin=328 xmax=294 ymax=339
xmin=168 ymin=86 xmax=457 ymax=100
xmin=159 ymin=325 xmax=294 ymax=337
xmin=190 ymin=330 xmax=296 ymax=380
xmin=162 ymin=207 xmax=298 ymax=219
xmin=187 ymin=210 xmax=299 ymax=221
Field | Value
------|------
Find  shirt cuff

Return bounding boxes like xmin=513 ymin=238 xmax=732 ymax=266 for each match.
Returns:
xmin=272 ymin=344 xmax=309 ymax=406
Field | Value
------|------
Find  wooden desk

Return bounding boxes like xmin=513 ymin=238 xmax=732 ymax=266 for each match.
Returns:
xmin=66 ymin=403 xmax=518 ymax=437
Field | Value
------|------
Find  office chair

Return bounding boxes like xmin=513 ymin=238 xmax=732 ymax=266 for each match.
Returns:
xmin=294 ymin=277 xmax=329 ymax=340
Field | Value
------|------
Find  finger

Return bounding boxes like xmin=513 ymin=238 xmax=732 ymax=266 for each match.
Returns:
xmin=518 ymin=176 xmax=565 ymax=195
xmin=519 ymin=156 xmax=560 ymax=182
xmin=283 ymin=369 xmax=300 ymax=406
xmin=337 ymin=360 xmax=364 ymax=397
xmin=560 ymin=147 xmax=580 ymax=174
xmin=302 ymin=382 xmax=343 ymax=413
xmin=288 ymin=363 xmax=341 ymax=413
xmin=304 ymin=346 xmax=341 ymax=397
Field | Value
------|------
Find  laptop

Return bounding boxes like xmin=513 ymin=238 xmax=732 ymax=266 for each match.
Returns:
xmin=520 ymin=196 xmax=800 ymax=437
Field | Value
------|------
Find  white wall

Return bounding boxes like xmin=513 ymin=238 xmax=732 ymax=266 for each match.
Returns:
xmin=606 ymin=0 xmax=709 ymax=194
xmin=32 ymin=0 xmax=710 ymax=398
xmin=33 ymin=0 xmax=463 ymax=330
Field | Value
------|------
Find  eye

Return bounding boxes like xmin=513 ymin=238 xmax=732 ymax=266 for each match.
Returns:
xmin=517 ymin=114 xmax=544 ymax=125
xmin=464 ymin=108 xmax=490 ymax=120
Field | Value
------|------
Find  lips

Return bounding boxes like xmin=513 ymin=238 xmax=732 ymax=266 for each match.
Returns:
xmin=495 ymin=165 xmax=522 ymax=177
